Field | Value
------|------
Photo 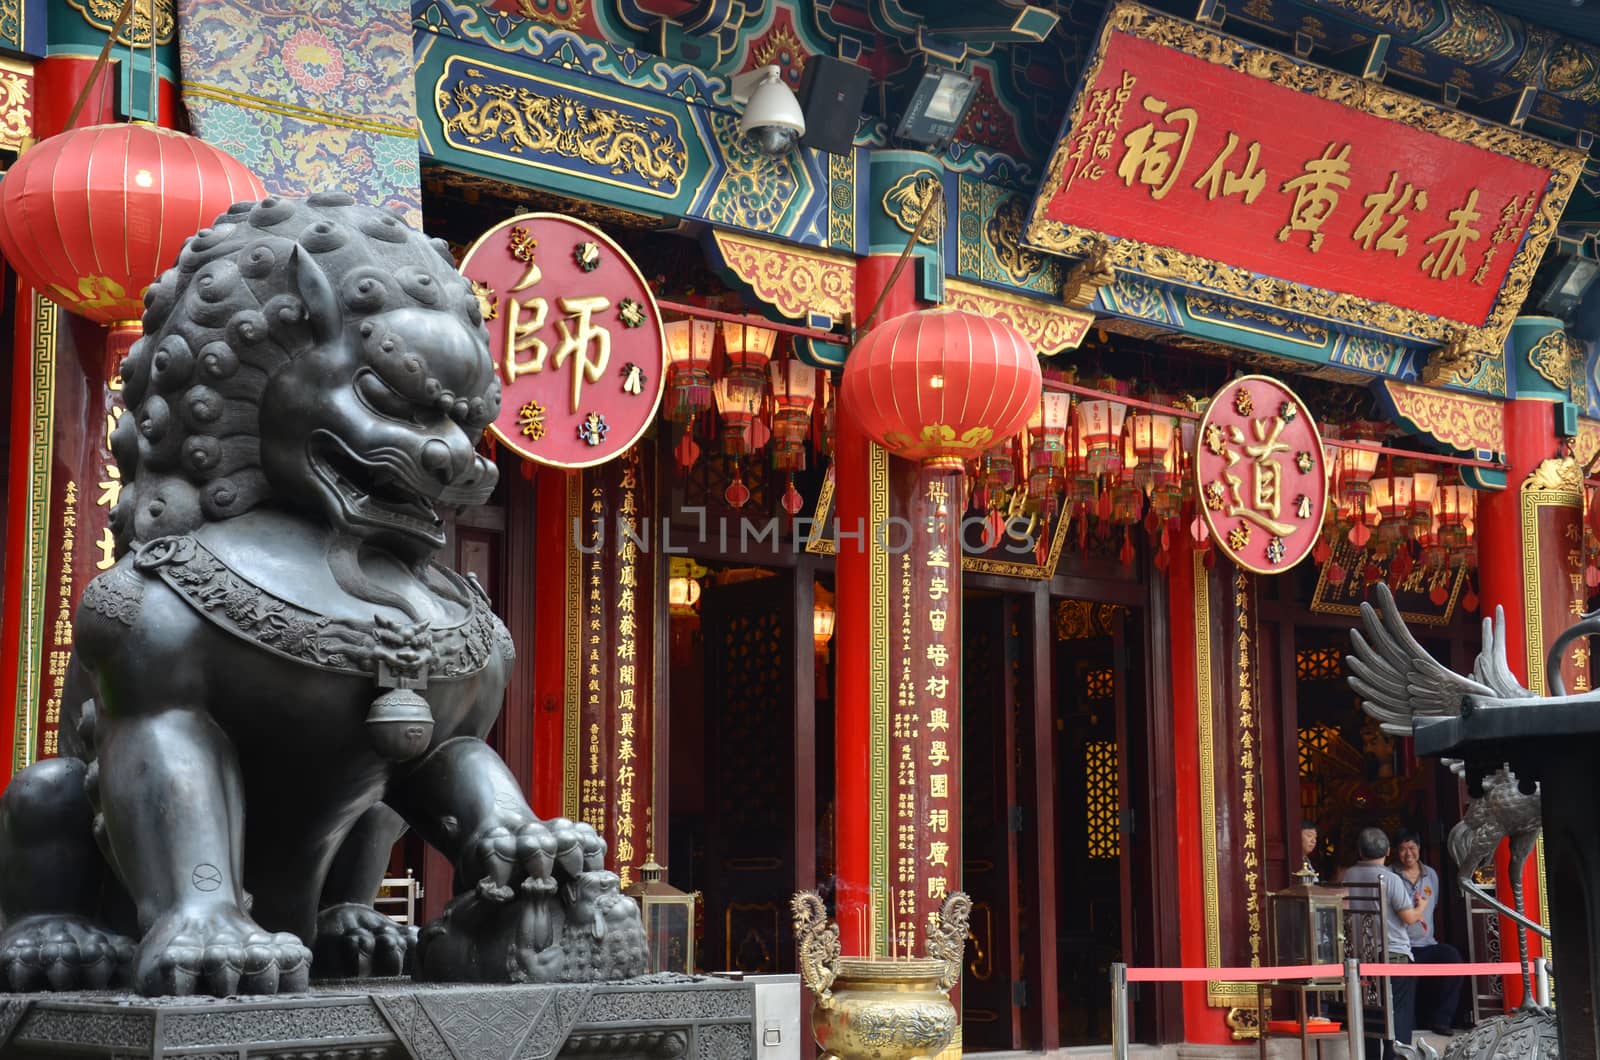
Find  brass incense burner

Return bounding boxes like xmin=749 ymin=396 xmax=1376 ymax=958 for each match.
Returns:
xmin=792 ymin=890 xmax=972 ymax=1060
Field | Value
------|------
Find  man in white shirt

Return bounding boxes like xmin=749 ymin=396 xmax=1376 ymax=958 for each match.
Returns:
xmin=1340 ymin=827 xmax=1426 ymax=1060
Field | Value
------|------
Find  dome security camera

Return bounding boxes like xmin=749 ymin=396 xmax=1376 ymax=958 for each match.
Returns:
xmin=732 ymin=65 xmax=806 ymax=157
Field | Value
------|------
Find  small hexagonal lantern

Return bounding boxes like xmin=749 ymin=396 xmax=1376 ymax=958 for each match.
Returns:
xmin=624 ymin=860 xmax=698 ymax=973
xmin=1268 ymin=883 xmax=1346 ymax=972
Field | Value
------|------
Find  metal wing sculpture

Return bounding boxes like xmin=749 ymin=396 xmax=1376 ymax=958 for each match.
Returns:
xmin=1346 ymin=582 xmax=1545 ymax=1006
xmin=1346 ymin=583 xmax=1530 ymax=734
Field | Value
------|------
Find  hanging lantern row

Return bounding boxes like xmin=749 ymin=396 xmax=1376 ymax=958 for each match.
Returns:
xmin=663 ymin=315 xmax=837 ymax=515
xmin=663 ymin=316 xmax=830 ymax=465
xmin=962 ymin=380 xmax=1483 ymax=580
xmin=963 ymin=378 xmax=1196 ymax=567
xmin=1316 ymin=423 xmax=1480 ymax=599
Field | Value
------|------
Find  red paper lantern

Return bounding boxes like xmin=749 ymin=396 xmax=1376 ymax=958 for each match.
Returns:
xmin=841 ymin=307 xmax=1041 ymax=469
xmin=0 ymin=123 xmax=267 ymax=367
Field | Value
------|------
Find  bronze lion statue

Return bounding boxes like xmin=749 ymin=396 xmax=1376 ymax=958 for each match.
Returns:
xmin=0 ymin=193 xmax=645 ymax=996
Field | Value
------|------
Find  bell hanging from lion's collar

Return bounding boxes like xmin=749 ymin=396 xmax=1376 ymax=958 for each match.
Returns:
xmin=367 ymin=662 xmax=435 ymax=761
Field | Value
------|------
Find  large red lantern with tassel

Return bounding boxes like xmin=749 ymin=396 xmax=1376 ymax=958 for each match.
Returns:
xmin=841 ymin=307 xmax=1041 ymax=468
xmin=0 ymin=123 xmax=267 ymax=368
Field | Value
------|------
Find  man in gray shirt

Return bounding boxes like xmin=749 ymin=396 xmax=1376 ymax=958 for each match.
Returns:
xmin=1340 ymin=827 xmax=1426 ymax=1060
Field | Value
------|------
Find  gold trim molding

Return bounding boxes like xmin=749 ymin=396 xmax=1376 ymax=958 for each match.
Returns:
xmin=1519 ymin=462 xmax=1581 ymax=696
xmin=868 ymin=442 xmax=892 ymax=958
xmin=1025 ymin=1 xmax=1586 ymax=358
xmin=12 ymin=295 xmax=55 ymax=773
xmin=944 ymin=278 xmax=1093 ymax=355
xmin=711 ymin=230 xmax=854 ymax=327
xmin=1384 ymin=381 xmax=1505 ymax=453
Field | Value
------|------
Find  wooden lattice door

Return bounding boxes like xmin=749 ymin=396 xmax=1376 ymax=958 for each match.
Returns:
xmin=699 ymin=575 xmax=797 ymax=974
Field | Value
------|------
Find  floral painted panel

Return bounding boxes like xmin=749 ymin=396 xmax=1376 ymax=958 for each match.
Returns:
xmin=177 ymin=0 xmax=421 ymax=226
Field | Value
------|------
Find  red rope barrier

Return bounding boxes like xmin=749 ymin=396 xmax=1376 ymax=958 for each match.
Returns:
xmin=1123 ymin=962 xmax=1523 ymax=983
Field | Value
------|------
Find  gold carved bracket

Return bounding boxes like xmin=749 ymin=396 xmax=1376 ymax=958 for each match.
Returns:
xmin=1383 ymin=380 xmax=1504 ymax=454
xmin=944 ymin=278 xmax=1093 ymax=355
xmin=709 ymin=230 xmax=855 ymax=329
xmin=1419 ymin=333 xmax=1488 ymax=387
xmin=1061 ymin=239 xmax=1116 ymax=309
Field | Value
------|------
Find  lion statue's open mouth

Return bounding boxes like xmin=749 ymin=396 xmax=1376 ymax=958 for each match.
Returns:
xmin=309 ymin=430 xmax=496 ymax=547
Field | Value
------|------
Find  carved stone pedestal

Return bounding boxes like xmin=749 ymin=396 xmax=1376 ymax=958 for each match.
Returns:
xmin=0 ymin=973 xmax=755 ymax=1060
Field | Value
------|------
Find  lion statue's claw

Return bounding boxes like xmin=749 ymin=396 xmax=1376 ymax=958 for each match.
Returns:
xmin=136 ymin=908 xmax=310 ymax=997
xmin=0 ymin=914 xmax=132 ymax=992
xmin=312 ymin=902 xmax=414 ymax=980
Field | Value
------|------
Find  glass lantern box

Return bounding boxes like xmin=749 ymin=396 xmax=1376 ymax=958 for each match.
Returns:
xmin=624 ymin=861 xmax=698 ymax=974
xmin=1267 ymin=884 xmax=1345 ymax=975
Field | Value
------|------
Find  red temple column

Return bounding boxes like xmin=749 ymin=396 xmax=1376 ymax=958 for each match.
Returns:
xmin=834 ymin=252 xmax=920 ymax=956
xmin=1472 ymin=315 xmax=1581 ymax=1007
xmin=0 ymin=55 xmax=177 ymax=779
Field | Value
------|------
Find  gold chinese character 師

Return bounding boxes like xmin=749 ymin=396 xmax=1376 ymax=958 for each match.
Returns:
xmin=1117 ymin=95 xmax=1199 ymax=200
xmin=1278 ymin=143 xmax=1352 ymax=252
xmin=1420 ymin=189 xmax=1483 ymax=281
xmin=1193 ymin=132 xmax=1266 ymax=204
xmin=1352 ymin=172 xmax=1428 ymax=256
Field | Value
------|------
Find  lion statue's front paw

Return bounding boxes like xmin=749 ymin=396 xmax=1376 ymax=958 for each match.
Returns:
xmin=136 ymin=906 xmax=310 ymax=996
xmin=0 ymin=914 xmax=133 ymax=991
xmin=416 ymin=870 xmax=646 ymax=984
xmin=313 ymin=902 xmax=415 ymax=979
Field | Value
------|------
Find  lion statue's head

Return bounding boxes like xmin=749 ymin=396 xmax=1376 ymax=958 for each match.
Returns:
xmin=114 ymin=192 xmax=501 ymax=563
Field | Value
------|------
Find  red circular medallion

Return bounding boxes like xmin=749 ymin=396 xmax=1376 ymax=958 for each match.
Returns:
xmin=459 ymin=213 xmax=666 ymax=469
xmin=1194 ymin=375 xmax=1328 ymax=574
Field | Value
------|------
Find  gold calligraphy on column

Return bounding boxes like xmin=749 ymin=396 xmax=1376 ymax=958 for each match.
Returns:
xmin=41 ymin=481 xmax=79 ymax=758
xmin=612 ymin=448 xmax=640 ymax=887
xmin=1236 ymin=569 xmax=1262 ymax=964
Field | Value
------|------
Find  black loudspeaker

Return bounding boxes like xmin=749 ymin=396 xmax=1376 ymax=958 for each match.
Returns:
xmin=797 ymin=56 xmax=870 ymax=155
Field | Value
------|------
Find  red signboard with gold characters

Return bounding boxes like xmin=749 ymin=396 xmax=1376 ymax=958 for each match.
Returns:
xmin=1025 ymin=2 xmax=1585 ymax=354
xmin=459 ymin=214 xmax=667 ymax=469
xmin=1195 ymin=376 xmax=1328 ymax=575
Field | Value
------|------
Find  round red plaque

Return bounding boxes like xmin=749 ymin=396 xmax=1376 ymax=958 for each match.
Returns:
xmin=459 ymin=213 xmax=666 ymax=469
xmin=1194 ymin=375 xmax=1329 ymax=574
